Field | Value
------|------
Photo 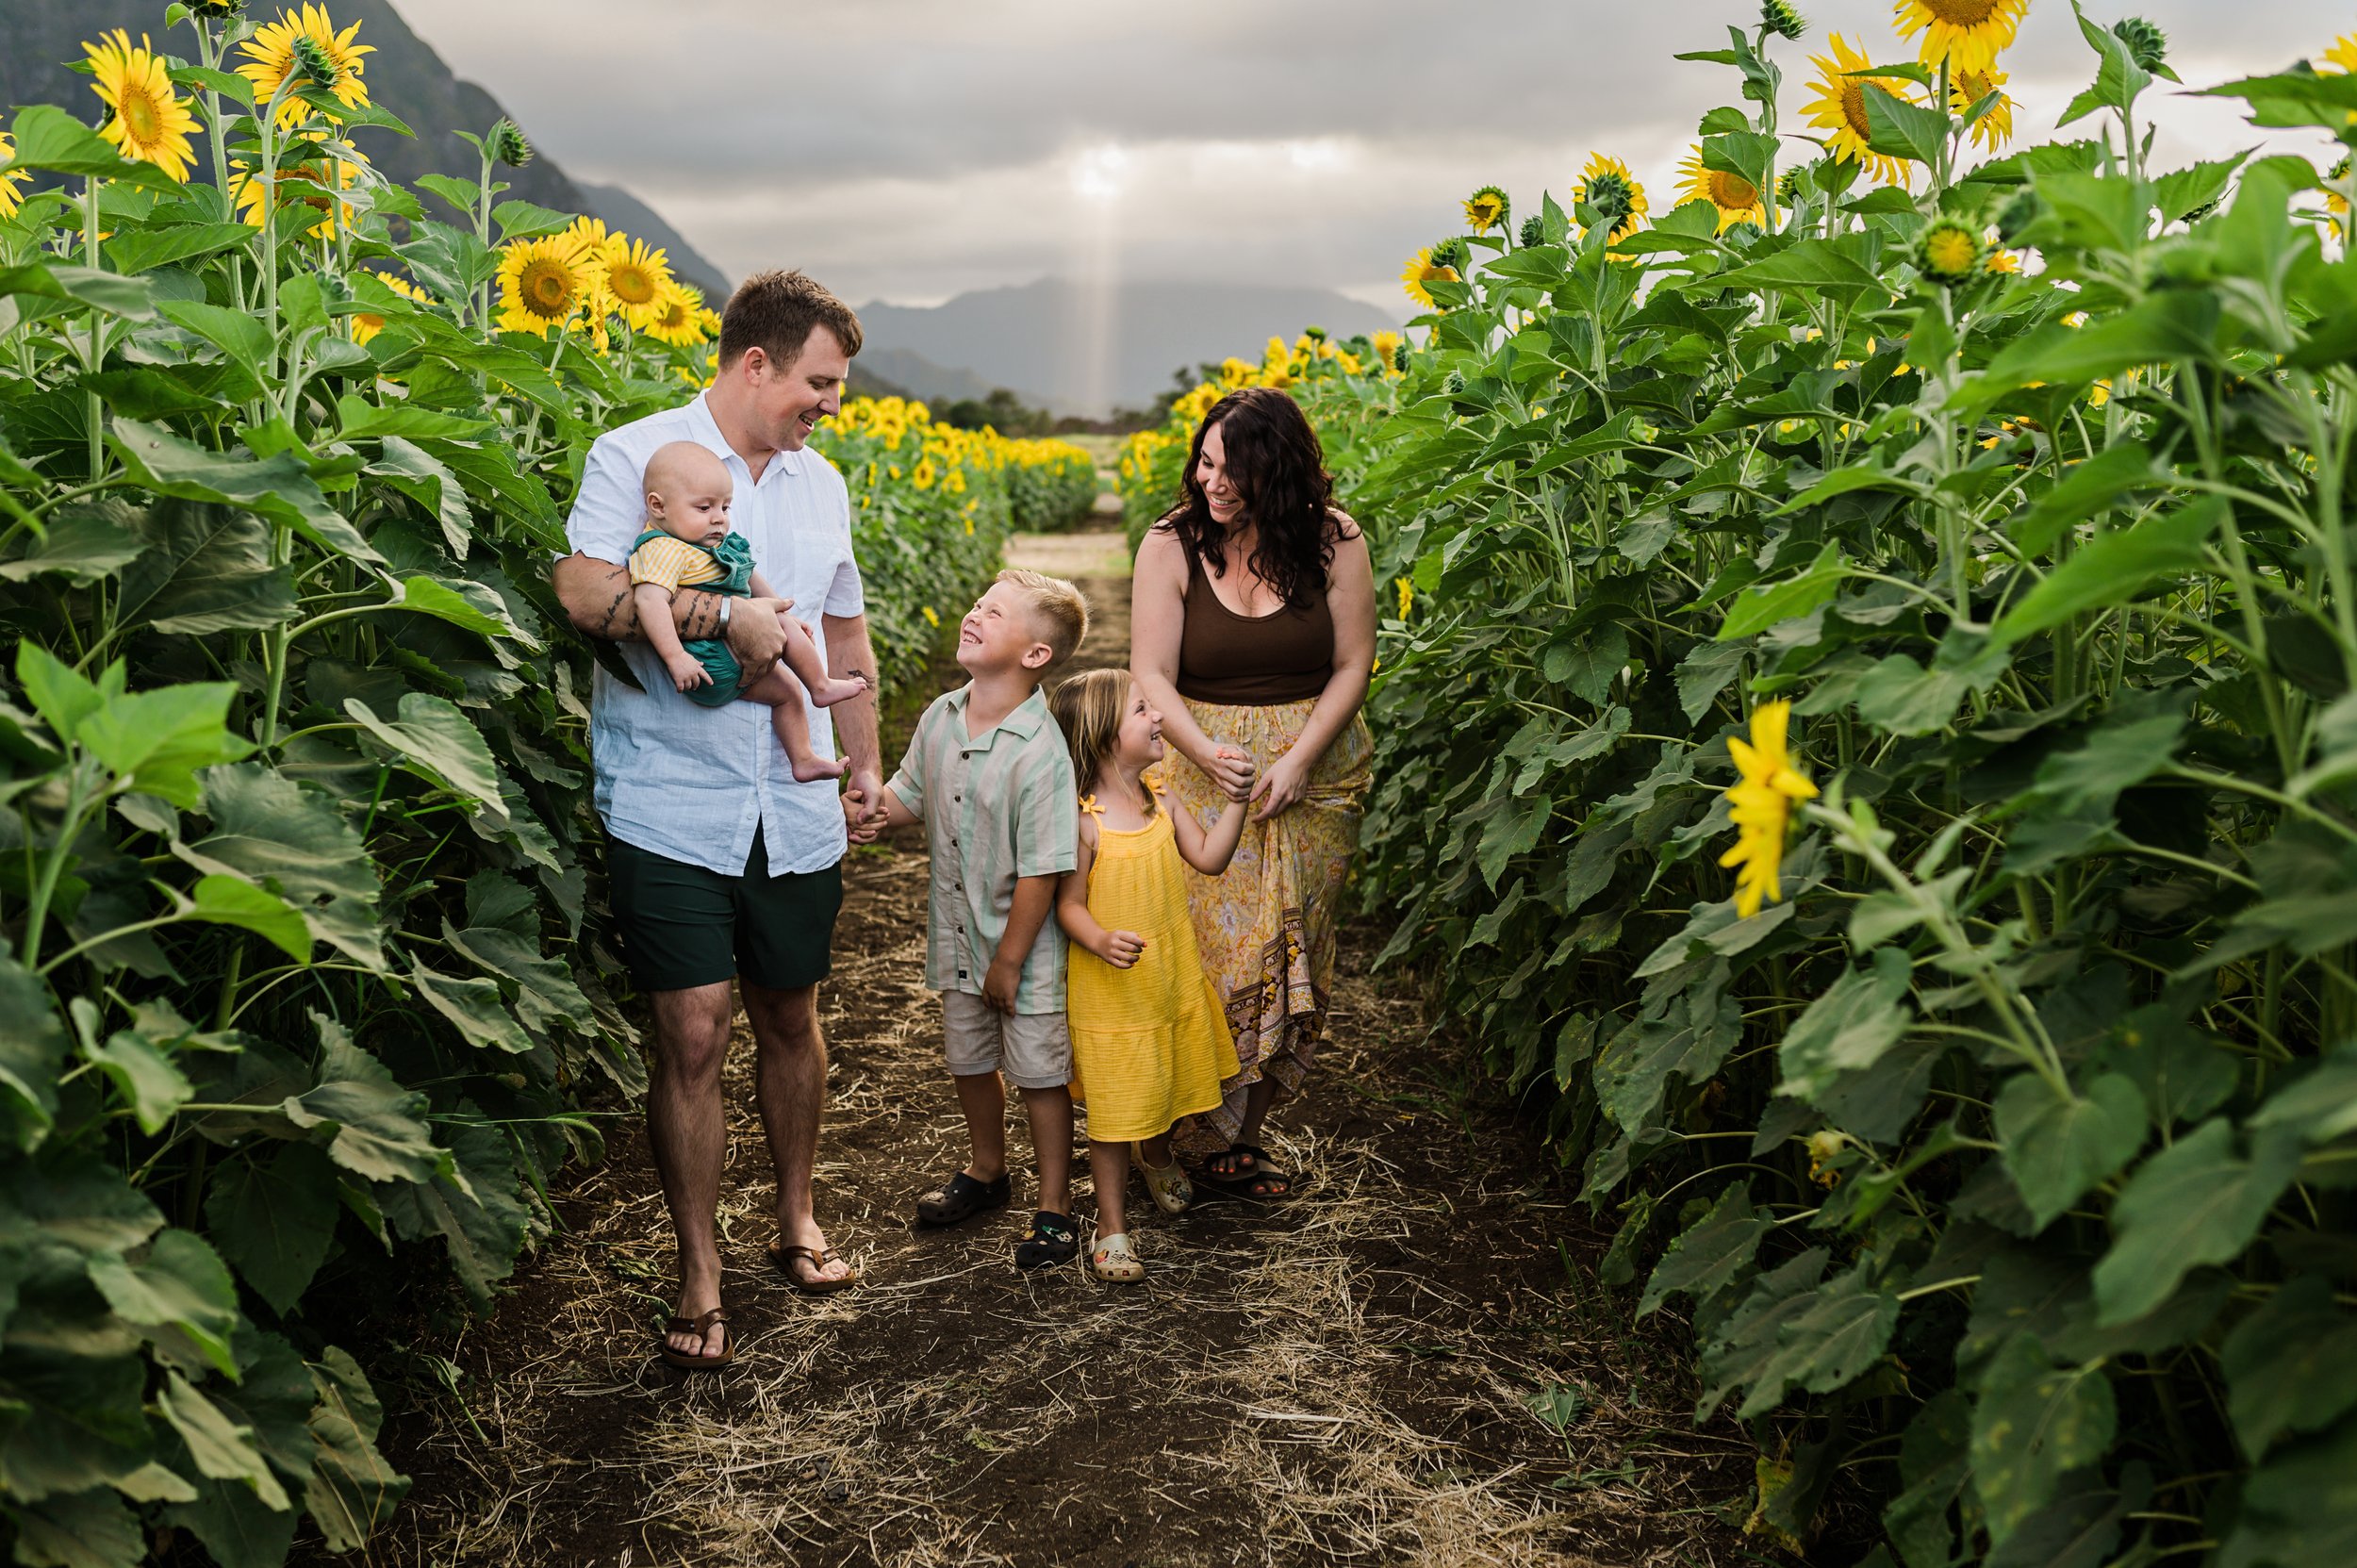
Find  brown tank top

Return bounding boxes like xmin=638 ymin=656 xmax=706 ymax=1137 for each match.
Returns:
xmin=1176 ymin=545 xmax=1334 ymax=705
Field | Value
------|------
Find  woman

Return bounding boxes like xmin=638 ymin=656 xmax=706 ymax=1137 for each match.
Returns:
xmin=1130 ymin=386 xmax=1376 ymax=1197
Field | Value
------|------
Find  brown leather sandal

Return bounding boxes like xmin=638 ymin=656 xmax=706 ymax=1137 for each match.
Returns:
xmin=657 ymin=1308 xmax=734 ymax=1371
xmin=768 ymin=1241 xmax=862 ymax=1295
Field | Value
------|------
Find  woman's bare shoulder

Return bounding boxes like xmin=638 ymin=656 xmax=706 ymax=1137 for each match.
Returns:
xmin=1134 ymin=525 xmax=1189 ymax=581
xmin=1326 ymin=506 xmax=1364 ymax=544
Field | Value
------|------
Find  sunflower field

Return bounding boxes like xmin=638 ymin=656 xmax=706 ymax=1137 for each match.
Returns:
xmin=0 ymin=8 xmax=1032 ymax=1564
xmin=1272 ymin=4 xmax=2357 ymax=1562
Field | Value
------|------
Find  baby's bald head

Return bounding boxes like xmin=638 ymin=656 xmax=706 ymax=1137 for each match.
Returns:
xmin=642 ymin=441 xmax=733 ymax=545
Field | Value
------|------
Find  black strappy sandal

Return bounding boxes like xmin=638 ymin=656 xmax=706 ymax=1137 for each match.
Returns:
xmin=1197 ymin=1143 xmax=1294 ymax=1199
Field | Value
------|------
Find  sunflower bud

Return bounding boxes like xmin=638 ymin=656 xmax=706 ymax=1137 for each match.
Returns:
xmin=1442 ymin=370 xmax=1467 ymax=395
xmin=288 ymin=32 xmax=338 ymax=90
xmin=1760 ymin=0 xmax=1806 ymax=41
xmin=490 ymin=117 xmax=534 ymax=170
xmin=1775 ymin=166 xmax=1807 ymax=206
xmin=1304 ymin=323 xmax=1327 ymax=343
xmin=1723 ymin=220 xmax=1765 ymax=247
xmin=1582 ymin=171 xmax=1638 ymax=230
xmin=1995 ymin=187 xmax=2043 ymax=244
xmin=1429 ymin=237 xmax=1471 ymax=272
xmin=189 ymin=0 xmax=246 ymax=15
xmin=1393 ymin=339 xmax=1413 ymax=373
xmin=1518 ymin=214 xmax=1545 ymax=248
xmin=1916 ymin=216 xmax=1986 ymax=285
xmin=2111 ymin=16 xmax=2167 ymax=74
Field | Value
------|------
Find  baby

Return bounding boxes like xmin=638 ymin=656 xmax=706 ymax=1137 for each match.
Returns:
xmin=627 ymin=440 xmax=869 ymax=781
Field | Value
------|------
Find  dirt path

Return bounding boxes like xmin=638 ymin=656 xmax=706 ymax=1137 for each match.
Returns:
xmin=367 ymin=534 xmax=1747 ymax=1567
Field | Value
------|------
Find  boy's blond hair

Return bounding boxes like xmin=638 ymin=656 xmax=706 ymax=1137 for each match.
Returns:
xmin=997 ymin=569 xmax=1089 ymax=669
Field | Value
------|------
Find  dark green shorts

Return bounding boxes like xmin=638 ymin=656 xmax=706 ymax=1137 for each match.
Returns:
xmin=606 ymin=828 xmax=841 ymax=992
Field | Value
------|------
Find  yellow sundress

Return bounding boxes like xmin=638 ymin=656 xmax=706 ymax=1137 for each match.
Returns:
xmin=1066 ymin=799 xmax=1241 ymax=1143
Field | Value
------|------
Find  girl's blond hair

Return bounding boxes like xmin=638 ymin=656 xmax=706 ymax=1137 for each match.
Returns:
xmin=1047 ymin=668 xmax=1156 ymax=817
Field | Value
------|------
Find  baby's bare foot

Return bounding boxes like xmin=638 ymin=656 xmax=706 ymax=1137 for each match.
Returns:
xmin=809 ymin=674 xmax=870 ymax=709
xmin=790 ymin=752 xmax=849 ymax=783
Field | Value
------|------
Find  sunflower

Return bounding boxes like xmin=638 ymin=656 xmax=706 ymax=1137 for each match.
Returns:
xmin=1719 ymin=701 xmax=1817 ymax=918
xmin=1892 ymin=0 xmax=2027 ymax=76
xmin=1676 ymin=146 xmax=1766 ymax=232
xmin=601 ymin=237 xmax=675 ymax=329
xmin=1801 ymin=33 xmax=1914 ymax=187
xmin=231 ymin=131 xmax=364 ymax=238
xmin=0 ymin=133 xmax=27 ymax=221
xmin=1401 ymin=246 xmax=1459 ymax=307
xmin=1950 ymin=65 xmax=2014 ymax=153
xmin=1917 ymin=216 xmax=1985 ymax=282
xmin=1371 ymin=330 xmax=1405 ymax=375
xmin=1394 ymin=576 xmax=1414 ymax=620
xmin=239 ymin=5 xmax=373 ymax=126
xmin=1574 ymin=153 xmax=1649 ymax=245
xmin=352 ymin=271 xmax=428 ymax=345
xmin=558 ymin=215 xmax=615 ymax=261
xmin=497 ymin=235 xmax=596 ymax=337
xmin=85 ymin=31 xmax=200 ymax=184
xmin=642 ymin=282 xmax=709 ymax=348
xmin=1986 ymin=246 xmax=2020 ymax=274
xmin=1463 ymin=185 xmax=1509 ymax=234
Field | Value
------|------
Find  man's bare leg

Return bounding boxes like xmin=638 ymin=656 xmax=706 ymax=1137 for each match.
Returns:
xmin=647 ymin=982 xmax=736 ymax=1361
xmin=743 ymin=980 xmax=854 ymax=1286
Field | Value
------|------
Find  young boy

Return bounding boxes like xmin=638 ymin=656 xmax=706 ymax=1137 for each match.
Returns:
xmin=877 ymin=569 xmax=1092 ymax=1268
xmin=627 ymin=440 xmax=871 ymax=781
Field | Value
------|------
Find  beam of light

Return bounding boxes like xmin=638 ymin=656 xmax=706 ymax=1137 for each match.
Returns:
xmin=1072 ymin=143 xmax=1129 ymax=205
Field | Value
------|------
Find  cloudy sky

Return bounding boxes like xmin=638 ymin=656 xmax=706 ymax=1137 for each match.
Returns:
xmin=396 ymin=0 xmax=2356 ymax=315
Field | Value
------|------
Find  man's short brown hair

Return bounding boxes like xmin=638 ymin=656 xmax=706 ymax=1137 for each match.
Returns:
xmin=997 ymin=569 xmax=1089 ymax=669
xmin=717 ymin=270 xmax=864 ymax=371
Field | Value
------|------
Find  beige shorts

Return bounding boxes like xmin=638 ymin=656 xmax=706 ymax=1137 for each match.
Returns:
xmin=941 ymin=989 xmax=1071 ymax=1090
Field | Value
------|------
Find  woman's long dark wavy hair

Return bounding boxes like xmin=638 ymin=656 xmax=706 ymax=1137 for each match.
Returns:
xmin=1154 ymin=386 xmax=1338 ymax=613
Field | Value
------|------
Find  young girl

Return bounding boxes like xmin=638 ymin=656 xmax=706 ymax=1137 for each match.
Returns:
xmin=1049 ymin=668 xmax=1251 ymax=1282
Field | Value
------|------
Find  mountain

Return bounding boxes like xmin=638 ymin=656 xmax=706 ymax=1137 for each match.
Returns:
xmin=855 ymin=278 xmax=1399 ymax=418
xmin=2 ymin=0 xmax=729 ymax=303
xmin=854 ymin=346 xmax=1013 ymax=409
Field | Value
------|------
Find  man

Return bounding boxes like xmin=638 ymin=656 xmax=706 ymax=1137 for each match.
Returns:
xmin=554 ymin=270 xmax=882 ymax=1370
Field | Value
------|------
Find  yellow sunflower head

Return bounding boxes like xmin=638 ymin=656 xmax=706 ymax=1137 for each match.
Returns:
xmin=1464 ymin=185 xmax=1510 ymax=234
xmin=602 ymin=236 xmax=675 ymax=326
xmin=559 ymin=215 xmax=615 ymax=262
xmin=0 ymin=132 xmax=27 ymax=222
xmin=1676 ymin=146 xmax=1765 ymax=232
xmin=238 ymin=5 xmax=374 ymax=127
xmin=496 ymin=235 xmax=596 ymax=336
xmin=1801 ymin=33 xmax=1915 ymax=187
xmin=85 ymin=30 xmax=200 ymax=184
xmin=1892 ymin=0 xmax=2028 ymax=76
xmin=1950 ymin=65 xmax=2015 ymax=154
xmin=1574 ymin=153 xmax=1649 ymax=245
xmin=1719 ymin=700 xmax=1818 ymax=918
xmin=1985 ymin=246 xmax=2021 ymax=274
xmin=1401 ymin=247 xmax=1459 ymax=308
xmin=643 ymin=282 xmax=709 ymax=348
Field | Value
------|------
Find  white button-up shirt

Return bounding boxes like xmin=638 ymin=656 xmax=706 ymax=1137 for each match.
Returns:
xmin=566 ymin=391 xmax=865 ymax=877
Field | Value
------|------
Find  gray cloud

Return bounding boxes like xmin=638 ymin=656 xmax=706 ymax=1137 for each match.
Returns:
xmin=394 ymin=0 xmax=2357 ymax=307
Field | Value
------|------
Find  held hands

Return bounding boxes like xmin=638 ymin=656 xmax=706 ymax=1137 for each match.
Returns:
xmin=1206 ymin=745 xmax=1256 ymax=802
xmin=1250 ymin=751 xmax=1307 ymax=821
xmin=666 ymin=652 xmax=711 ymax=693
xmin=842 ymin=767 xmax=885 ymax=845
xmin=1096 ymin=929 xmax=1147 ymax=969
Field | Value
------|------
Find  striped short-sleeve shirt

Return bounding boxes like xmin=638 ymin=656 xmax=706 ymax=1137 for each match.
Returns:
xmin=887 ymin=683 xmax=1079 ymax=1014
xmin=627 ymin=534 xmax=728 ymax=591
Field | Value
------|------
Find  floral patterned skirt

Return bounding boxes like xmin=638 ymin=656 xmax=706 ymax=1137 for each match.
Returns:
xmin=1164 ymin=698 xmax=1372 ymax=1158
